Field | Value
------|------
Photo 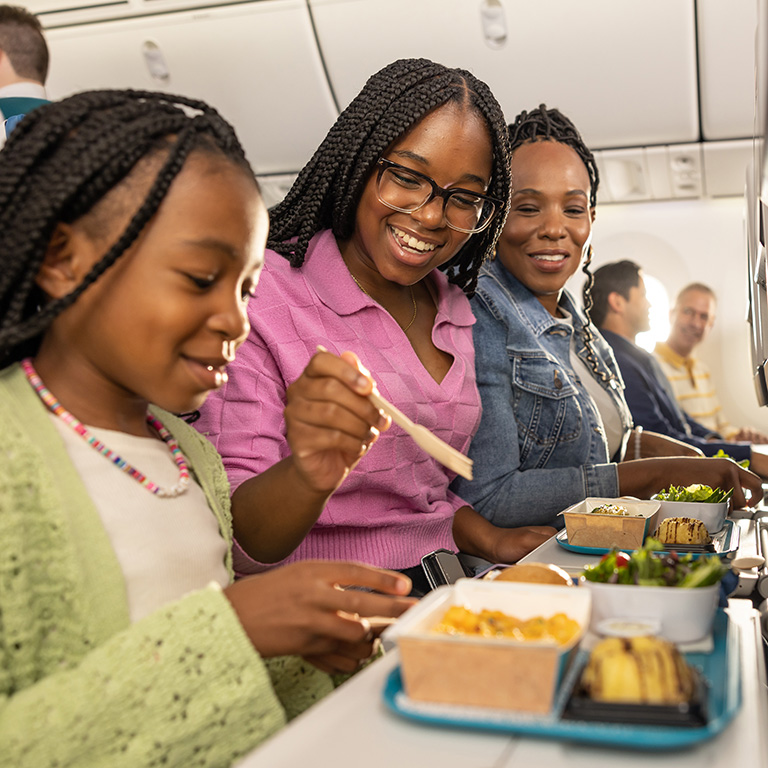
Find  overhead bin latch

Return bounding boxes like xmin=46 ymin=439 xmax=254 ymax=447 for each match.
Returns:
xmin=480 ymin=0 xmax=507 ymax=50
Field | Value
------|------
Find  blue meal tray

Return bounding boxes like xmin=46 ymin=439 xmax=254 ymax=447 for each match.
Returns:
xmin=382 ymin=609 xmax=741 ymax=750
xmin=555 ymin=518 xmax=739 ymax=559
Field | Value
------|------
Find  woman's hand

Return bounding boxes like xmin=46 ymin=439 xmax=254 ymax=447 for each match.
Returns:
xmin=631 ymin=429 xmax=703 ymax=459
xmin=224 ymin=561 xmax=416 ymax=675
xmin=452 ymin=506 xmax=556 ymax=564
xmin=617 ymin=456 xmax=763 ymax=508
xmin=284 ymin=348 xmax=390 ymax=495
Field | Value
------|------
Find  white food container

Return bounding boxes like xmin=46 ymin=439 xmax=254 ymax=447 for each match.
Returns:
xmin=581 ymin=578 xmax=719 ymax=643
xmin=655 ymin=499 xmax=728 ymax=534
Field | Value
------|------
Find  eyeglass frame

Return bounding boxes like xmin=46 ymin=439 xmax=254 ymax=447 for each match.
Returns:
xmin=374 ymin=157 xmax=504 ymax=234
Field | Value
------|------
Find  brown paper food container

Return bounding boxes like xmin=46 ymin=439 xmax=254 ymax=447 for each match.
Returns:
xmin=561 ymin=497 xmax=660 ymax=550
xmin=384 ymin=580 xmax=591 ymax=714
xmin=399 ymin=637 xmax=569 ymax=713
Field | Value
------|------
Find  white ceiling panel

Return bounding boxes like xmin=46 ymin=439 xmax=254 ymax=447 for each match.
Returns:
xmin=310 ymin=0 xmax=700 ymax=150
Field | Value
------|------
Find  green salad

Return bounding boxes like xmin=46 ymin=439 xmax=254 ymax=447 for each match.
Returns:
xmin=653 ymin=483 xmax=733 ymax=504
xmin=581 ymin=539 xmax=727 ymax=588
xmin=713 ymin=448 xmax=750 ymax=469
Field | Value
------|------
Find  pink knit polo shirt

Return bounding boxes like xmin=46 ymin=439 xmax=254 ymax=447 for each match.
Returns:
xmin=195 ymin=230 xmax=480 ymax=572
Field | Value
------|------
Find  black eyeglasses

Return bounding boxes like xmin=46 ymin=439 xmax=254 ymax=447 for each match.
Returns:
xmin=375 ymin=158 xmax=503 ymax=234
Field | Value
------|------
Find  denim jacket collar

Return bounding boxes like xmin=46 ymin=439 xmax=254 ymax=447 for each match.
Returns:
xmin=480 ymin=257 xmax=588 ymax=339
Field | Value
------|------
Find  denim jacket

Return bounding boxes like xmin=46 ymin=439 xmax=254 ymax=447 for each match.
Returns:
xmin=452 ymin=259 xmax=632 ymax=527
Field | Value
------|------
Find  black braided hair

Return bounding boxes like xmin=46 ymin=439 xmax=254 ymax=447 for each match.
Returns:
xmin=0 ymin=89 xmax=255 ymax=366
xmin=508 ymin=104 xmax=599 ymax=208
xmin=268 ymin=58 xmax=511 ymax=296
xmin=507 ymin=105 xmax=614 ymax=382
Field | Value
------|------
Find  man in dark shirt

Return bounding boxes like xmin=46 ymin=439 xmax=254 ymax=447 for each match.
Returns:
xmin=586 ymin=259 xmax=758 ymax=467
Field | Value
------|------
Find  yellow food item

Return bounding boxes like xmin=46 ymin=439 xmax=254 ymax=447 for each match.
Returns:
xmin=654 ymin=517 xmax=711 ymax=545
xmin=432 ymin=606 xmax=580 ymax=645
xmin=491 ymin=562 xmax=573 ymax=586
xmin=581 ymin=636 xmax=694 ymax=705
xmin=590 ymin=504 xmax=629 ymax=516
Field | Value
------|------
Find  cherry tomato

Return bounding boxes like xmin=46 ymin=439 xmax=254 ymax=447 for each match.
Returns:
xmin=600 ymin=551 xmax=631 ymax=568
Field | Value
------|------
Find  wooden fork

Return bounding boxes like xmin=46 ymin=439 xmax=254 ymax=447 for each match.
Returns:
xmin=369 ymin=389 xmax=474 ymax=480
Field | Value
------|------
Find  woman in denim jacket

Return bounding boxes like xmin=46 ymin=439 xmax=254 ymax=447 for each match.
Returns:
xmin=452 ymin=106 xmax=761 ymax=527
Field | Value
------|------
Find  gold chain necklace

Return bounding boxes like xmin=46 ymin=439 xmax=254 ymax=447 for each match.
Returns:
xmin=349 ymin=271 xmax=418 ymax=332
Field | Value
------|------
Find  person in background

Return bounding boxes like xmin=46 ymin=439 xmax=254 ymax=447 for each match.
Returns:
xmin=0 ymin=89 xmax=415 ymax=767
xmin=195 ymin=59 xmax=555 ymax=595
xmin=591 ymin=260 xmax=768 ymax=475
xmin=655 ymin=282 xmax=768 ymax=443
xmin=452 ymin=105 xmax=762 ymax=528
xmin=0 ymin=5 xmax=49 ymax=143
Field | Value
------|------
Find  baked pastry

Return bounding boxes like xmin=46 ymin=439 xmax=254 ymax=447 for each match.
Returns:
xmin=491 ymin=562 xmax=573 ymax=586
xmin=580 ymin=636 xmax=694 ymax=705
xmin=654 ymin=517 xmax=711 ymax=546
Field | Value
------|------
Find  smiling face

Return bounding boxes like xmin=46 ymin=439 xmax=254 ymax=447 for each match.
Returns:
xmin=668 ymin=288 xmax=716 ymax=356
xmin=339 ymin=102 xmax=494 ymax=287
xmin=497 ymin=140 xmax=594 ymax=315
xmin=34 ymin=151 xmax=267 ymax=429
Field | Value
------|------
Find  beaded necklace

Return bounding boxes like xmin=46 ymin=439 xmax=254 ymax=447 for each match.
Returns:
xmin=21 ymin=358 xmax=190 ymax=497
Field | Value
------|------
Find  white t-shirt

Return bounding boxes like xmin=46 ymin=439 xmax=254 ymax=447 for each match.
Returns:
xmin=51 ymin=415 xmax=229 ymax=622
xmin=560 ymin=310 xmax=625 ymax=459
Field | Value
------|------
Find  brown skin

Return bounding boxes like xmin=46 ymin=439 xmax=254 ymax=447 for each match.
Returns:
xmin=634 ymin=430 xmax=703 ymax=459
xmin=225 ymin=561 xmax=415 ymax=674
xmin=498 ymin=140 xmax=594 ymax=316
xmin=34 ymin=151 xmax=414 ymax=674
xmin=617 ymin=456 xmax=762 ymax=508
xmin=233 ymin=103 xmax=555 ymax=566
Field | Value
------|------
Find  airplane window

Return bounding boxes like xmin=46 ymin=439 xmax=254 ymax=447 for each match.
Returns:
xmin=636 ymin=273 xmax=670 ymax=353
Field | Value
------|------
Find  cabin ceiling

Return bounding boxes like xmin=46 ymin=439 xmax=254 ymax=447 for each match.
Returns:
xmin=29 ymin=0 xmax=762 ymax=206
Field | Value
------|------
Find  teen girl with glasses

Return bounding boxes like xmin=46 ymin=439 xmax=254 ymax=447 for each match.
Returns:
xmin=195 ymin=59 xmax=555 ymax=595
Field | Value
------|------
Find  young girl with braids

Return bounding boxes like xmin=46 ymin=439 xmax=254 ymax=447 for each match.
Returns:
xmin=0 ymin=89 xmax=416 ymax=767
xmin=196 ymin=59 xmax=555 ymax=594
xmin=452 ymin=104 xmax=762 ymax=527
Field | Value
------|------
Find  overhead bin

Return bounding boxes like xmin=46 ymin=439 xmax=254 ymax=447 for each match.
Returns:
xmin=309 ymin=0 xmax=700 ymax=150
xmin=42 ymin=0 xmax=339 ymax=175
xmin=30 ymin=0 xmax=763 ymax=203
xmin=696 ymin=0 xmax=756 ymax=141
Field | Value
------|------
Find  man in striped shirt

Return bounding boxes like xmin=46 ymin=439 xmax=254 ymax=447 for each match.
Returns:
xmin=654 ymin=283 xmax=768 ymax=443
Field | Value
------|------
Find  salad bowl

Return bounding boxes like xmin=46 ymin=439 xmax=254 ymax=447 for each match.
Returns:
xmin=652 ymin=484 xmax=730 ymax=534
xmin=579 ymin=544 xmax=727 ymax=643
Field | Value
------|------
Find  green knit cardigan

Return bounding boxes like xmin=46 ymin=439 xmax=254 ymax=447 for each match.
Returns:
xmin=0 ymin=364 xmax=334 ymax=767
